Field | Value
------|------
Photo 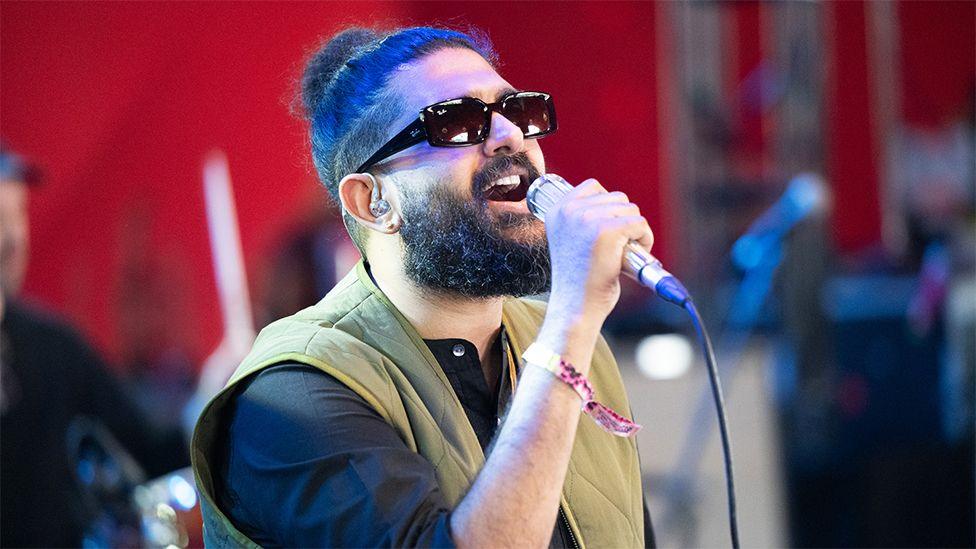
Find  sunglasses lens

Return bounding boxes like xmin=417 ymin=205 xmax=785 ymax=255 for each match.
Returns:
xmin=502 ymin=94 xmax=553 ymax=137
xmin=425 ymin=99 xmax=488 ymax=145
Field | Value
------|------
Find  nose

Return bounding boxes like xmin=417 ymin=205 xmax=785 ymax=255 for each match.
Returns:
xmin=481 ymin=111 xmax=525 ymax=157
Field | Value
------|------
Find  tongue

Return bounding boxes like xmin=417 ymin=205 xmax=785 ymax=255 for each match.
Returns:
xmin=485 ymin=181 xmax=527 ymax=202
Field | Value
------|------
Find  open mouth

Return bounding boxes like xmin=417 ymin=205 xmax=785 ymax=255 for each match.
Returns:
xmin=482 ymin=174 xmax=529 ymax=202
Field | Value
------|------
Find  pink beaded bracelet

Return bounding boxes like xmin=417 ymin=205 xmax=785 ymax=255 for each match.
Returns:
xmin=522 ymin=343 xmax=642 ymax=437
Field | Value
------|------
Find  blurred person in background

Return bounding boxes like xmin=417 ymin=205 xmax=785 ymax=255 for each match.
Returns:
xmin=192 ymin=26 xmax=655 ymax=548
xmin=256 ymin=200 xmax=360 ymax=328
xmin=0 ymin=144 xmax=189 ymax=547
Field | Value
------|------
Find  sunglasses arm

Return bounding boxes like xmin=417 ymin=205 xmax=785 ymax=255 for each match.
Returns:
xmin=355 ymin=118 xmax=427 ymax=173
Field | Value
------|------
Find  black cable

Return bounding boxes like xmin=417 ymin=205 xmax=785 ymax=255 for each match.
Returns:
xmin=683 ymin=299 xmax=740 ymax=549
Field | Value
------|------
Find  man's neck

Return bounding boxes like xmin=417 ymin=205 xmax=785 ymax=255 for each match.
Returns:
xmin=368 ymin=255 xmax=505 ymax=367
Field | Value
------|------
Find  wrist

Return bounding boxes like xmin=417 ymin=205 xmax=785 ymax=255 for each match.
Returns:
xmin=520 ymin=342 xmax=643 ymax=438
xmin=536 ymin=314 xmax=600 ymax=371
xmin=545 ymin=283 xmax=612 ymax=330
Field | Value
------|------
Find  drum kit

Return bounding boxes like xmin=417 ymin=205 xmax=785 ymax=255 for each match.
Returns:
xmin=68 ymin=417 xmax=204 ymax=548
xmin=133 ymin=467 xmax=203 ymax=548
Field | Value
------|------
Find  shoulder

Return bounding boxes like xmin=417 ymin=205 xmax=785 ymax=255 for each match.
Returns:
xmin=235 ymin=313 xmax=398 ymax=407
xmin=3 ymin=299 xmax=91 ymax=349
xmin=2 ymin=299 xmax=104 ymax=378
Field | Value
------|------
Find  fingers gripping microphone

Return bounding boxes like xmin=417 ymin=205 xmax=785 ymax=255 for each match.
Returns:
xmin=527 ymin=174 xmax=691 ymax=307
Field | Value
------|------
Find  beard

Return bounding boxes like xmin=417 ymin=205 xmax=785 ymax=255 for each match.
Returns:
xmin=397 ymin=155 xmax=551 ymax=299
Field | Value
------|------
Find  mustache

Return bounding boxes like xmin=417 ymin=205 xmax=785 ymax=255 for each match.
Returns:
xmin=471 ymin=152 xmax=542 ymax=198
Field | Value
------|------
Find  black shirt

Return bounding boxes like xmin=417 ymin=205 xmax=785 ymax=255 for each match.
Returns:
xmin=216 ymin=335 xmax=655 ymax=547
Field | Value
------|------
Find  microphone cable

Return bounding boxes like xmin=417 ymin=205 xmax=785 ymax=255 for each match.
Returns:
xmin=683 ymin=298 xmax=739 ymax=549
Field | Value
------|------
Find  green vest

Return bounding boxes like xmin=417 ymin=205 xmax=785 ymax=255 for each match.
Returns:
xmin=191 ymin=261 xmax=645 ymax=548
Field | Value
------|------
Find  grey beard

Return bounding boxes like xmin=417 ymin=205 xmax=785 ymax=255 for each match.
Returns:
xmin=398 ymin=184 xmax=551 ymax=299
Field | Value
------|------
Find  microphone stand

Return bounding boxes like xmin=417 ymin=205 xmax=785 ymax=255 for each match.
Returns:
xmin=656 ymin=173 xmax=828 ymax=546
xmin=657 ymin=242 xmax=784 ymax=547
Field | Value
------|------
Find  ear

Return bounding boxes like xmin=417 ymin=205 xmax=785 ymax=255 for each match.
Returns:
xmin=337 ymin=173 xmax=402 ymax=234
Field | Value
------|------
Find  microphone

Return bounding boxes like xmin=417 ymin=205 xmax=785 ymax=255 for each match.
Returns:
xmin=527 ymin=173 xmax=691 ymax=306
xmin=731 ymin=173 xmax=828 ymax=271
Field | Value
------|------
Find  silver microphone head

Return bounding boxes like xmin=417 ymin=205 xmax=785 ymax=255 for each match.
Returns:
xmin=526 ymin=173 xmax=574 ymax=220
xmin=527 ymin=172 xmax=690 ymax=305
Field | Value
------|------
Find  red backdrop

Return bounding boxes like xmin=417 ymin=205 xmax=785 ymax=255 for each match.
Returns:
xmin=0 ymin=2 xmax=668 ymax=367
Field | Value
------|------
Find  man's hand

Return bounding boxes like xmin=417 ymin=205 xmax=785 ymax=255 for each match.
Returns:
xmin=537 ymin=178 xmax=655 ymax=370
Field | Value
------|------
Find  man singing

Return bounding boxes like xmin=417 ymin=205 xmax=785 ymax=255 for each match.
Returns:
xmin=192 ymin=26 xmax=656 ymax=548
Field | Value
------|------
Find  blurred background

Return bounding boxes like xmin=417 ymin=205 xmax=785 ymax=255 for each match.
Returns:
xmin=1 ymin=1 xmax=973 ymax=547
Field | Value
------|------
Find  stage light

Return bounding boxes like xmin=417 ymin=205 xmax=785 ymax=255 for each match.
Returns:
xmin=168 ymin=475 xmax=198 ymax=511
xmin=635 ymin=334 xmax=694 ymax=380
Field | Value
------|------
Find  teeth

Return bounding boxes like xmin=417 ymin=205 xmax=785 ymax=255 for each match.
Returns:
xmin=482 ymin=174 xmax=521 ymax=192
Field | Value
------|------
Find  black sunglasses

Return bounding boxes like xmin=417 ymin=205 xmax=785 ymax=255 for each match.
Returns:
xmin=355 ymin=91 xmax=557 ymax=173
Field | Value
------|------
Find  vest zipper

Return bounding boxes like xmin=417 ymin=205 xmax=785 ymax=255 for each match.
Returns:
xmin=559 ymin=505 xmax=581 ymax=549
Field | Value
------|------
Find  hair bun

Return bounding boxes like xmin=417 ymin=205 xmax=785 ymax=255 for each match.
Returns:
xmin=300 ymin=27 xmax=380 ymax=119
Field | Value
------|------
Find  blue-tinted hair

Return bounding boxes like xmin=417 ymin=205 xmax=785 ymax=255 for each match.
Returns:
xmin=299 ymin=26 xmax=496 ymax=199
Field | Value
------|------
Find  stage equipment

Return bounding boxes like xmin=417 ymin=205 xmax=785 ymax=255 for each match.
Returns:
xmin=201 ymin=150 xmax=257 ymax=382
xmin=182 ymin=151 xmax=257 ymax=433
xmin=527 ymin=174 xmax=740 ymax=549
xmin=731 ymin=173 xmax=828 ymax=272
xmin=66 ymin=417 xmax=146 ymax=547
xmin=655 ymin=173 xmax=826 ymax=546
xmin=67 ymin=418 xmax=203 ymax=548
xmin=134 ymin=467 xmax=203 ymax=548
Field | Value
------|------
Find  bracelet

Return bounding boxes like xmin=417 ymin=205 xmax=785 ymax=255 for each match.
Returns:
xmin=522 ymin=343 xmax=642 ymax=437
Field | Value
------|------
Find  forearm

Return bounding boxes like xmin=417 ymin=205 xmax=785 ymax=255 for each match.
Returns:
xmin=450 ymin=317 xmax=600 ymax=548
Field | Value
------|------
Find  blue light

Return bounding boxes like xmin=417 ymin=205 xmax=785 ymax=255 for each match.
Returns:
xmin=168 ymin=475 xmax=198 ymax=511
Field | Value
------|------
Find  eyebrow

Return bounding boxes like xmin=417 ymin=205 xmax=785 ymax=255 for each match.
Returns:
xmin=461 ymin=86 xmax=519 ymax=103
xmin=492 ymin=86 xmax=519 ymax=101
